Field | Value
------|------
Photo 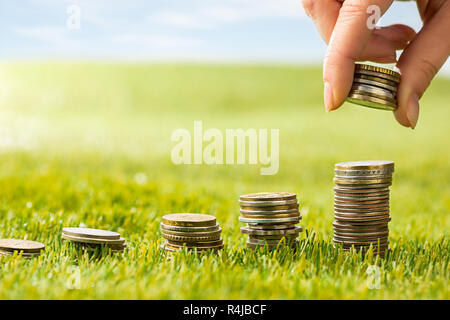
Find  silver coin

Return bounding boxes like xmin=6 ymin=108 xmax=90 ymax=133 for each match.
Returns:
xmin=246 ymin=224 xmax=297 ymax=230
xmin=240 ymin=208 xmax=299 ymax=215
xmin=334 ymin=182 xmax=392 ymax=189
xmin=351 ymin=84 xmax=396 ymax=100
xmin=238 ymin=199 xmax=299 ymax=207
xmin=334 ymin=169 xmax=393 ymax=176
xmin=346 ymin=94 xmax=396 ymax=111
xmin=354 ymin=77 xmax=397 ymax=92
xmin=160 ymin=222 xmax=220 ymax=233
xmin=241 ymin=226 xmax=302 ymax=236
xmin=354 ymin=68 xmax=400 ymax=83
xmin=240 ymin=216 xmax=301 ymax=224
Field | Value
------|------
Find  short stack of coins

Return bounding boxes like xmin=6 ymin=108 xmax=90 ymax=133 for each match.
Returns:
xmin=0 ymin=239 xmax=45 ymax=258
xmin=346 ymin=64 xmax=400 ymax=111
xmin=333 ymin=161 xmax=394 ymax=255
xmin=62 ymin=227 xmax=127 ymax=253
xmin=161 ymin=213 xmax=224 ymax=252
xmin=239 ymin=192 xmax=302 ymax=250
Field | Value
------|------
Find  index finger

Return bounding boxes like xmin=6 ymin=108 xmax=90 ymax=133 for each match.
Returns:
xmin=323 ymin=0 xmax=394 ymax=111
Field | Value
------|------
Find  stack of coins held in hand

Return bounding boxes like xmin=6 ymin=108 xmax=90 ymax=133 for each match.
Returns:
xmin=0 ymin=239 xmax=45 ymax=258
xmin=346 ymin=64 xmax=400 ymax=111
xmin=62 ymin=227 xmax=127 ymax=253
xmin=333 ymin=161 xmax=394 ymax=256
xmin=161 ymin=213 xmax=224 ymax=252
xmin=239 ymin=192 xmax=302 ymax=250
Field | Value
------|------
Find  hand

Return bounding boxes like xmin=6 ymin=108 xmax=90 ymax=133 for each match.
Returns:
xmin=302 ymin=0 xmax=450 ymax=128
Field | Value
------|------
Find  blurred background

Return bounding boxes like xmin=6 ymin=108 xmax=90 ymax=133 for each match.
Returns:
xmin=0 ymin=0 xmax=449 ymax=299
xmin=0 ymin=0 xmax=449 ymax=236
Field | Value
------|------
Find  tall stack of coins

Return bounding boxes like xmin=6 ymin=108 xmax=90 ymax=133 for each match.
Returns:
xmin=333 ymin=161 xmax=394 ymax=255
xmin=161 ymin=213 xmax=224 ymax=252
xmin=347 ymin=64 xmax=400 ymax=111
xmin=239 ymin=192 xmax=302 ymax=250
xmin=0 ymin=239 xmax=45 ymax=258
xmin=62 ymin=227 xmax=127 ymax=253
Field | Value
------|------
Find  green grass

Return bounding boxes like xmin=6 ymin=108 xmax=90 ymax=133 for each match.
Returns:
xmin=0 ymin=62 xmax=448 ymax=299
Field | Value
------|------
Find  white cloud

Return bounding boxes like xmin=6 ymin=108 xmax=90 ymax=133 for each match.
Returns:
xmin=13 ymin=26 xmax=79 ymax=48
xmin=149 ymin=12 xmax=209 ymax=29
xmin=111 ymin=33 xmax=202 ymax=48
xmin=149 ymin=0 xmax=305 ymax=28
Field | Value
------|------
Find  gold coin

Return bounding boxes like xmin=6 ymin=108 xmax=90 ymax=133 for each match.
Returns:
xmin=0 ymin=239 xmax=45 ymax=254
xmin=239 ymin=192 xmax=297 ymax=202
xmin=239 ymin=203 xmax=299 ymax=211
xmin=62 ymin=233 xmax=126 ymax=245
xmin=248 ymin=234 xmax=299 ymax=240
xmin=166 ymin=238 xmax=223 ymax=247
xmin=162 ymin=233 xmax=221 ymax=242
xmin=335 ymin=161 xmax=394 ymax=171
xmin=162 ymin=213 xmax=217 ymax=227
xmin=165 ymin=241 xmax=224 ymax=250
xmin=241 ymin=226 xmax=302 ymax=236
xmin=355 ymin=73 xmax=398 ymax=87
xmin=354 ymin=64 xmax=400 ymax=81
xmin=240 ymin=213 xmax=300 ymax=219
xmin=160 ymin=222 xmax=220 ymax=233
xmin=346 ymin=93 xmax=396 ymax=111
xmin=62 ymin=227 xmax=121 ymax=240
xmin=161 ymin=228 xmax=221 ymax=238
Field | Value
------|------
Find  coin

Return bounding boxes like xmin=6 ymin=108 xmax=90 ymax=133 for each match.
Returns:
xmin=246 ymin=223 xmax=297 ymax=230
xmin=351 ymin=84 xmax=396 ymax=100
xmin=162 ymin=233 xmax=221 ymax=242
xmin=238 ymin=199 xmax=298 ymax=207
xmin=334 ymin=206 xmax=390 ymax=213
xmin=62 ymin=233 xmax=126 ymax=245
xmin=0 ymin=250 xmax=41 ymax=258
xmin=239 ymin=192 xmax=297 ymax=202
xmin=161 ymin=228 xmax=222 ymax=238
xmin=333 ymin=230 xmax=389 ymax=237
xmin=334 ymin=169 xmax=393 ymax=176
xmin=354 ymin=64 xmax=400 ymax=82
xmin=334 ymin=186 xmax=390 ymax=193
xmin=354 ymin=73 xmax=398 ymax=87
xmin=62 ymin=227 xmax=121 ymax=240
xmin=239 ymin=204 xmax=299 ymax=212
xmin=162 ymin=213 xmax=217 ymax=227
xmin=246 ymin=240 xmax=298 ymax=250
xmin=346 ymin=94 xmax=396 ymax=111
xmin=165 ymin=241 xmax=224 ymax=250
xmin=239 ymin=216 xmax=301 ymax=224
xmin=241 ymin=226 xmax=302 ymax=236
xmin=354 ymin=76 xmax=397 ymax=92
xmin=0 ymin=239 xmax=45 ymax=254
xmin=160 ymin=222 xmax=220 ymax=233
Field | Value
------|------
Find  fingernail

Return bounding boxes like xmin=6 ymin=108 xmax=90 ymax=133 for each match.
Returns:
xmin=406 ymin=93 xmax=419 ymax=129
xmin=324 ymin=82 xmax=334 ymax=112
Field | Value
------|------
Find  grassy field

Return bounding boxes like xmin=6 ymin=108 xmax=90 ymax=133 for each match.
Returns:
xmin=0 ymin=62 xmax=448 ymax=299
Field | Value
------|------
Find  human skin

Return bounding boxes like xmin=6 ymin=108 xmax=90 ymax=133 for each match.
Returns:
xmin=302 ymin=0 xmax=450 ymax=128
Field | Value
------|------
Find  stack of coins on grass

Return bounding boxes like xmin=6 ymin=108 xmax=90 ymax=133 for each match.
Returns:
xmin=346 ymin=64 xmax=400 ymax=111
xmin=161 ymin=213 xmax=224 ymax=252
xmin=333 ymin=161 xmax=394 ymax=256
xmin=0 ymin=239 xmax=45 ymax=258
xmin=239 ymin=192 xmax=302 ymax=250
xmin=62 ymin=227 xmax=127 ymax=253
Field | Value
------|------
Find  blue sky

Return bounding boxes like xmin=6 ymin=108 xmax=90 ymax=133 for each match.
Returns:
xmin=1 ymin=0 xmax=448 ymax=74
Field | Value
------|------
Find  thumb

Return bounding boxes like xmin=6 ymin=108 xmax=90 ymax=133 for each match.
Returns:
xmin=395 ymin=7 xmax=450 ymax=129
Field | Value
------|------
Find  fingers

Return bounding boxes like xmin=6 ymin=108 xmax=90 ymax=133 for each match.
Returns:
xmin=301 ymin=0 xmax=341 ymax=43
xmin=373 ymin=24 xmax=416 ymax=49
xmin=395 ymin=2 xmax=450 ymax=128
xmin=323 ymin=0 xmax=394 ymax=111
